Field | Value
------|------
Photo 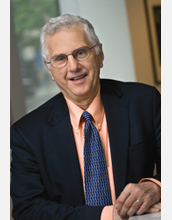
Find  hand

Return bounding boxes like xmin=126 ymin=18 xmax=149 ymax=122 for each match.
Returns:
xmin=146 ymin=202 xmax=161 ymax=214
xmin=113 ymin=206 xmax=129 ymax=220
xmin=115 ymin=181 xmax=161 ymax=219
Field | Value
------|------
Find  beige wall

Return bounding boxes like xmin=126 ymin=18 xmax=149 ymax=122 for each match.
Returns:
xmin=126 ymin=0 xmax=161 ymax=93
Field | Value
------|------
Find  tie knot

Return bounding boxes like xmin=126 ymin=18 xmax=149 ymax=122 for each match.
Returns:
xmin=82 ymin=111 xmax=92 ymax=122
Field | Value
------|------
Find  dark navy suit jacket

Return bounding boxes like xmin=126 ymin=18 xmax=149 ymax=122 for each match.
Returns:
xmin=10 ymin=79 xmax=161 ymax=220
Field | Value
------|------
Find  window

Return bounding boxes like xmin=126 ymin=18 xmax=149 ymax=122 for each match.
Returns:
xmin=11 ymin=0 xmax=60 ymax=113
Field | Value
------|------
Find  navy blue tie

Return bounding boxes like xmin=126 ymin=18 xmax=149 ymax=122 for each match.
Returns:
xmin=82 ymin=111 xmax=112 ymax=206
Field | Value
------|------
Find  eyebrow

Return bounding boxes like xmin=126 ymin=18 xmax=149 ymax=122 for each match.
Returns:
xmin=51 ymin=45 xmax=89 ymax=59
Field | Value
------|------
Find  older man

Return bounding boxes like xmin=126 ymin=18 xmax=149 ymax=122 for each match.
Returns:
xmin=11 ymin=14 xmax=161 ymax=220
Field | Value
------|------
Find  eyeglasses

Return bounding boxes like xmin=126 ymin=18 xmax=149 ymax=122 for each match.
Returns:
xmin=46 ymin=44 xmax=98 ymax=69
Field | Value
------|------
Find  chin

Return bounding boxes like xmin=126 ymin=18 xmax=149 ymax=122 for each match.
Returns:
xmin=73 ymin=87 xmax=90 ymax=96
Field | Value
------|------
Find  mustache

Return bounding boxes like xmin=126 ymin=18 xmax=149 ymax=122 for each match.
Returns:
xmin=67 ymin=70 xmax=88 ymax=80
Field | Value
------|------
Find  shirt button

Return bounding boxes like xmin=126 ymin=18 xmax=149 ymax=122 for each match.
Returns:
xmin=98 ymin=124 xmax=101 ymax=131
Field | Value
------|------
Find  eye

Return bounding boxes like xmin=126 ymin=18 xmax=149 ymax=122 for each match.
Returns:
xmin=75 ymin=48 xmax=88 ymax=59
xmin=52 ymin=55 xmax=66 ymax=63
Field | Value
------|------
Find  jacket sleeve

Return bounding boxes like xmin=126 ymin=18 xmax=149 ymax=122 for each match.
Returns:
xmin=10 ymin=125 xmax=103 ymax=220
xmin=125 ymin=85 xmax=161 ymax=185
xmin=152 ymin=87 xmax=161 ymax=181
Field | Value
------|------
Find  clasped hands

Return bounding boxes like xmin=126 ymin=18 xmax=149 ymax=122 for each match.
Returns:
xmin=113 ymin=181 xmax=161 ymax=220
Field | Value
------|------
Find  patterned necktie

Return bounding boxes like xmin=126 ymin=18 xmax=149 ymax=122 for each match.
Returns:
xmin=82 ymin=111 xmax=112 ymax=206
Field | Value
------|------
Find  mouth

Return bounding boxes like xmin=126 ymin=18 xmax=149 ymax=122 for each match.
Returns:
xmin=70 ymin=74 xmax=87 ymax=81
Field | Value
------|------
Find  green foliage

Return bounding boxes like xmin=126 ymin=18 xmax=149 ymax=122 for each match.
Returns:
xmin=11 ymin=0 xmax=58 ymax=48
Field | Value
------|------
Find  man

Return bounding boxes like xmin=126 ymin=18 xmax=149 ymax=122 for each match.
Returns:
xmin=10 ymin=14 xmax=161 ymax=220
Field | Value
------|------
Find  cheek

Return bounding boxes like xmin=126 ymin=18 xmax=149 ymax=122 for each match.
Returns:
xmin=53 ymin=72 xmax=70 ymax=92
xmin=50 ymin=69 xmax=66 ymax=82
xmin=91 ymin=61 xmax=101 ymax=78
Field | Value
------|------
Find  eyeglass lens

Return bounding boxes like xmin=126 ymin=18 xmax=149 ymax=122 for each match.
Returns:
xmin=50 ymin=46 xmax=95 ymax=68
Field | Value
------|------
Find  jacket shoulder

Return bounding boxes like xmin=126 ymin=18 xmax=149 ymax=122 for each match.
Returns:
xmin=100 ymin=79 xmax=160 ymax=99
xmin=11 ymin=92 xmax=66 ymax=128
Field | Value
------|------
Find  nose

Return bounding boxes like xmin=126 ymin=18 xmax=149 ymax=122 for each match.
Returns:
xmin=67 ymin=55 xmax=79 ymax=72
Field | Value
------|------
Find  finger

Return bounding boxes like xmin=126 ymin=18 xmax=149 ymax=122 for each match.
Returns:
xmin=146 ymin=207 xmax=160 ymax=213
xmin=116 ymin=183 xmax=135 ymax=213
xmin=120 ymin=189 xmax=150 ymax=217
xmin=116 ymin=183 xmax=146 ymax=218
xmin=119 ymin=195 xmax=137 ymax=218
xmin=113 ymin=206 xmax=129 ymax=220
xmin=135 ymin=189 xmax=161 ymax=215
xmin=126 ymin=199 xmax=144 ymax=217
xmin=145 ymin=202 xmax=161 ymax=213
xmin=117 ymin=181 xmax=161 ymax=217
xmin=136 ymin=201 xmax=151 ymax=215
xmin=150 ymin=202 xmax=161 ymax=210
xmin=128 ymin=182 xmax=160 ymax=215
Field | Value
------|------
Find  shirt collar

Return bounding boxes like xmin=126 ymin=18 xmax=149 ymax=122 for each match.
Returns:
xmin=64 ymin=87 xmax=104 ymax=130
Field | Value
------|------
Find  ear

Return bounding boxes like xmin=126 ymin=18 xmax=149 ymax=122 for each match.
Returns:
xmin=44 ymin=61 xmax=55 ymax=81
xmin=98 ymin=44 xmax=104 ymax=68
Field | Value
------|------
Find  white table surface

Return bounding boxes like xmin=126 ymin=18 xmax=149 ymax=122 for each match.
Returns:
xmin=129 ymin=212 xmax=161 ymax=220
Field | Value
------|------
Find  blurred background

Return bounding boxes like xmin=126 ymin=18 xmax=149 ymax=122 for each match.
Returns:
xmin=10 ymin=0 xmax=161 ymax=125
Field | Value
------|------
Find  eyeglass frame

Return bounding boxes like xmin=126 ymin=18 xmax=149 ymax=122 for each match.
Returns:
xmin=45 ymin=44 xmax=98 ymax=69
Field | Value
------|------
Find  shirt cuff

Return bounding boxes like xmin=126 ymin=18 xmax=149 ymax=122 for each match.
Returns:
xmin=139 ymin=178 xmax=161 ymax=200
xmin=100 ymin=205 xmax=113 ymax=220
xmin=139 ymin=178 xmax=161 ymax=187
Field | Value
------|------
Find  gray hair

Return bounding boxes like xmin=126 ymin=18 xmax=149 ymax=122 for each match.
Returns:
xmin=40 ymin=14 xmax=100 ymax=61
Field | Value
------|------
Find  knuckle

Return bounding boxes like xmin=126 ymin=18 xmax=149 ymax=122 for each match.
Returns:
xmin=145 ymin=193 xmax=154 ymax=203
xmin=124 ymin=202 xmax=131 ymax=209
xmin=117 ymin=197 xmax=124 ymax=205
xmin=126 ymin=183 xmax=135 ymax=191
xmin=134 ymin=186 xmax=142 ymax=195
xmin=128 ymin=183 xmax=135 ymax=189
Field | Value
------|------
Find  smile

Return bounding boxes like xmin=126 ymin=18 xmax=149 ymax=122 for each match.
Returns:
xmin=70 ymin=74 xmax=87 ymax=81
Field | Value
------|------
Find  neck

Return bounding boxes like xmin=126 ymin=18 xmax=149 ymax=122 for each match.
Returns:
xmin=64 ymin=87 xmax=100 ymax=110
xmin=74 ymin=98 xmax=94 ymax=110
xmin=76 ymin=85 xmax=101 ymax=110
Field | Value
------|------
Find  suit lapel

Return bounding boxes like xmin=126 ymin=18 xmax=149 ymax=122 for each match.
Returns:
xmin=48 ymin=95 xmax=85 ymax=205
xmin=101 ymin=81 xmax=129 ymax=198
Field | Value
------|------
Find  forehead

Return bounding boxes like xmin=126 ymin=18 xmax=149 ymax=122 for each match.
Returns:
xmin=46 ymin=25 xmax=92 ymax=56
